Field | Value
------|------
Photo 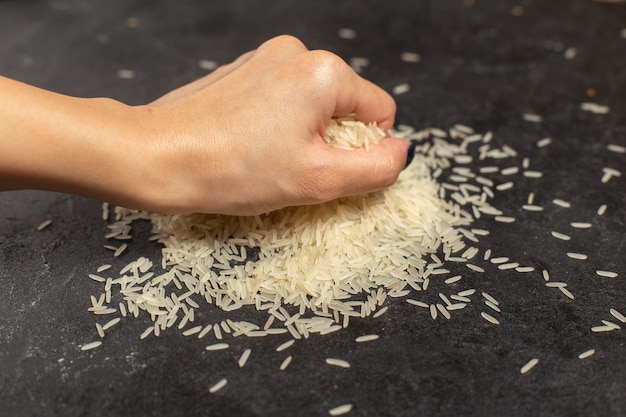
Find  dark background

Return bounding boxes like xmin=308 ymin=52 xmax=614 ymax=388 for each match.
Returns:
xmin=1 ymin=1 xmax=625 ymax=416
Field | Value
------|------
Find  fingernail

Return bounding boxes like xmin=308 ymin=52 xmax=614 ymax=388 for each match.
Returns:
xmin=403 ymin=141 xmax=416 ymax=170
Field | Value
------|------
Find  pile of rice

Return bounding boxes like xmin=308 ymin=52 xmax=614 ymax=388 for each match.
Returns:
xmin=88 ymin=117 xmax=512 ymax=341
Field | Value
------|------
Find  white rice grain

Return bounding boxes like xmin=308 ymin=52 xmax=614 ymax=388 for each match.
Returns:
xmin=182 ymin=325 xmax=203 ymax=336
xmin=481 ymin=312 xmax=500 ymax=325
xmin=482 ymin=292 xmax=499 ymax=305
xmin=205 ymin=343 xmax=229 ymax=351
xmin=536 ymin=137 xmax=552 ymax=148
xmin=578 ymin=349 xmax=595 ymax=360
xmin=520 ymin=358 xmax=539 ymax=374
xmin=494 ymin=216 xmax=516 ymax=223
xmin=238 ymin=349 xmax=252 ymax=368
xmin=329 ymin=403 xmax=353 ymax=416
xmin=276 ymin=339 xmax=296 ymax=352
xmin=355 ymin=334 xmax=379 ymax=343
xmin=523 ymin=171 xmax=543 ymax=178
xmin=392 ymin=83 xmax=410 ymax=95
xmin=580 ymin=102 xmax=610 ymax=114
xmin=406 ymin=299 xmax=429 ymax=308
xmin=338 ymin=28 xmax=357 ymax=39
xmin=95 ymin=323 xmax=105 ymax=338
xmin=102 ymin=318 xmax=120 ymax=331
xmin=326 ymin=358 xmax=351 ymax=368
xmin=609 ymin=309 xmax=626 ymax=323
xmin=37 ymin=220 xmax=52 ymax=231
xmin=117 ymin=69 xmax=136 ymax=79
xmin=400 ymin=52 xmax=421 ymax=63
xmin=209 ymin=378 xmax=227 ymax=393
xmin=559 ymin=286 xmax=575 ymax=300
xmin=551 ymin=231 xmax=571 ymax=241
xmin=596 ymin=270 xmax=618 ymax=278
xmin=80 ymin=341 xmax=102 ymax=351
xmin=279 ymin=355 xmax=293 ymax=371
xmin=523 ymin=113 xmax=543 ymax=123
xmin=607 ymin=144 xmax=626 ymax=154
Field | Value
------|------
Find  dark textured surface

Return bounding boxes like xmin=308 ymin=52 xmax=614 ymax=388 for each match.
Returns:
xmin=1 ymin=1 xmax=625 ymax=416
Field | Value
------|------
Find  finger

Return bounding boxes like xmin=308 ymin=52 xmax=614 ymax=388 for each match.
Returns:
xmin=332 ymin=66 xmax=397 ymax=132
xmin=304 ymin=137 xmax=412 ymax=203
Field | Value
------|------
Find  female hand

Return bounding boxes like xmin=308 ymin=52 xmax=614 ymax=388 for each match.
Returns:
xmin=0 ymin=35 xmax=411 ymax=215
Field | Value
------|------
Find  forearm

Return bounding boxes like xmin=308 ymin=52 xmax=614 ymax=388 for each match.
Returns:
xmin=0 ymin=76 xmax=140 ymax=202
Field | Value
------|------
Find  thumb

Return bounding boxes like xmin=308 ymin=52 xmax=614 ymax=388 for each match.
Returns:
xmin=322 ymin=137 xmax=414 ymax=198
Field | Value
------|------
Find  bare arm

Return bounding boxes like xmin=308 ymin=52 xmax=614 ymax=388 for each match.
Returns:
xmin=0 ymin=35 xmax=411 ymax=215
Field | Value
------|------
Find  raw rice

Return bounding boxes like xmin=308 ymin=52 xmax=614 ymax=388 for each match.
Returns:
xmin=113 ymin=244 xmax=127 ymax=257
xmin=140 ymin=326 xmax=154 ymax=340
xmin=607 ymin=144 xmax=626 ymax=154
xmin=430 ymin=304 xmax=438 ymax=320
xmin=520 ymin=358 xmax=539 ymax=374
xmin=373 ymin=306 xmax=389 ymax=318
xmin=566 ymin=252 xmax=587 ymax=260
xmin=102 ymin=318 xmax=120 ymax=331
xmin=552 ymin=199 xmax=571 ymax=208
xmin=494 ymin=216 xmax=516 ymax=223
xmin=80 ymin=341 xmax=102 ymax=351
xmin=596 ymin=270 xmax=618 ymax=278
xmin=182 ymin=325 xmax=203 ymax=336
xmin=522 ymin=113 xmax=543 ymax=123
xmin=238 ymin=349 xmax=252 ymax=368
xmin=523 ymin=171 xmax=543 ymax=178
xmin=536 ymin=137 xmax=552 ymax=148
xmin=559 ymin=286 xmax=575 ymax=300
xmin=551 ymin=231 xmax=571 ymax=241
xmin=208 ymin=378 xmax=227 ymax=393
xmin=117 ymin=69 xmax=135 ymax=79
xmin=482 ymin=292 xmax=499 ymax=305
xmin=392 ymin=83 xmax=410 ymax=95
xmin=205 ymin=343 xmax=229 ymax=351
xmin=355 ymin=334 xmax=379 ymax=343
xmin=407 ymin=299 xmax=429 ymax=308
xmin=400 ymin=52 xmax=421 ymax=63
xmin=279 ymin=355 xmax=293 ymax=371
xmin=325 ymin=358 xmax=351 ymax=368
xmin=481 ymin=312 xmax=500 ymax=325
xmin=198 ymin=59 xmax=218 ymax=70
xmin=276 ymin=339 xmax=296 ymax=352
xmin=337 ymin=28 xmax=357 ymax=39
xmin=578 ymin=349 xmax=595 ymax=360
xmin=580 ymin=102 xmax=610 ymax=114
xmin=591 ymin=325 xmax=617 ymax=333
xmin=329 ymin=403 xmax=353 ymax=416
xmin=95 ymin=323 xmax=105 ymax=338
xmin=36 ymin=220 xmax=52 ymax=231
xmin=609 ymin=309 xmax=626 ymax=323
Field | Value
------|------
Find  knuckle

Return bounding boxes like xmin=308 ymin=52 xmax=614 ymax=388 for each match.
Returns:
xmin=305 ymin=50 xmax=347 ymax=79
xmin=262 ymin=34 xmax=306 ymax=52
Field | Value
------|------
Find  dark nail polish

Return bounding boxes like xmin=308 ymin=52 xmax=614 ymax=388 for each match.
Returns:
xmin=403 ymin=141 xmax=416 ymax=170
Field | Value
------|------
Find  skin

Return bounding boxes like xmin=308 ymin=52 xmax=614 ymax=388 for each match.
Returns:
xmin=0 ymin=35 xmax=410 ymax=216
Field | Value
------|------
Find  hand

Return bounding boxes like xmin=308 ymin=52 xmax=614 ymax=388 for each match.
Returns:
xmin=0 ymin=35 xmax=410 ymax=215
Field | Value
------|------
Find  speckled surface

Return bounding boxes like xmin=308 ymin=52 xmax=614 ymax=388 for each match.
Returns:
xmin=1 ymin=1 xmax=625 ymax=416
